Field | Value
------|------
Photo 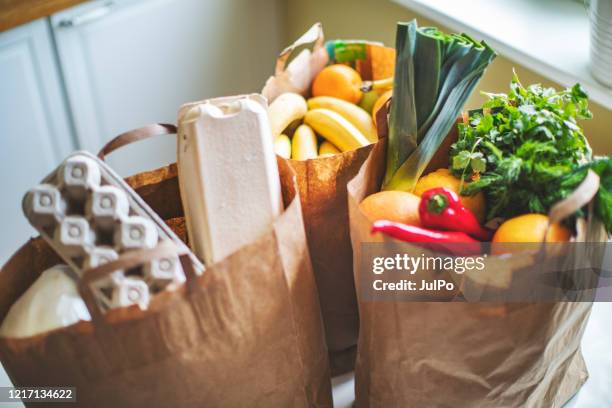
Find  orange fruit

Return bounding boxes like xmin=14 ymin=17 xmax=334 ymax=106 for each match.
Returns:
xmin=312 ymin=64 xmax=363 ymax=104
xmin=492 ymin=214 xmax=571 ymax=244
xmin=491 ymin=214 xmax=571 ymax=255
xmin=413 ymin=168 xmax=486 ymax=223
xmin=372 ymin=90 xmax=392 ymax=126
xmin=359 ymin=191 xmax=421 ymax=226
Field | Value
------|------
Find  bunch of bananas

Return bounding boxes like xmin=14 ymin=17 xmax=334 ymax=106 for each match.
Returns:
xmin=269 ymin=92 xmax=378 ymax=160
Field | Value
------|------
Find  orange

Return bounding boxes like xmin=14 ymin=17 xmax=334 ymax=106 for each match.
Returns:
xmin=492 ymin=214 xmax=571 ymax=244
xmin=372 ymin=90 xmax=392 ymax=126
xmin=312 ymin=64 xmax=363 ymax=104
xmin=413 ymin=168 xmax=486 ymax=223
xmin=491 ymin=214 xmax=571 ymax=255
xmin=359 ymin=191 xmax=421 ymax=226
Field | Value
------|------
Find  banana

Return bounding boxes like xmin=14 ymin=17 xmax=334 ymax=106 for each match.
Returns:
xmin=360 ymin=76 xmax=394 ymax=92
xmin=274 ymin=134 xmax=291 ymax=159
xmin=291 ymin=124 xmax=318 ymax=160
xmin=319 ymin=141 xmax=341 ymax=156
xmin=307 ymin=96 xmax=377 ymax=143
xmin=304 ymin=109 xmax=371 ymax=152
xmin=268 ymin=92 xmax=308 ymax=138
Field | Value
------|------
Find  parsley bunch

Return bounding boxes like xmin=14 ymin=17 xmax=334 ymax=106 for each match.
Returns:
xmin=450 ymin=73 xmax=596 ymax=222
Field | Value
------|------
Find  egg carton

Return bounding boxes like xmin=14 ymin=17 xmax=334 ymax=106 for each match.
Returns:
xmin=22 ymin=152 xmax=203 ymax=312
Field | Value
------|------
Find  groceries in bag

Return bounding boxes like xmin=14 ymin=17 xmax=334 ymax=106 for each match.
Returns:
xmin=356 ymin=20 xmax=497 ymax=248
xmin=360 ymin=21 xmax=610 ymax=248
xmin=177 ymin=94 xmax=282 ymax=265
xmin=448 ymin=73 xmax=611 ymax=232
xmin=0 ymin=141 xmax=332 ymax=407
xmin=0 ymin=265 xmax=90 ymax=338
xmin=368 ymin=74 xmax=611 ymax=249
xmin=382 ymin=21 xmax=497 ymax=191
xmin=269 ymin=90 xmax=377 ymax=160
xmin=348 ymin=20 xmax=609 ymax=408
xmin=263 ymin=23 xmax=397 ymax=375
xmin=266 ymin=27 xmax=394 ymax=163
xmin=21 ymin=152 xmax=203 ymax=315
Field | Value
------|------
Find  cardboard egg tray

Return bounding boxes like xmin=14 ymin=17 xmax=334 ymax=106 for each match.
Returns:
xmin=22 ymin=151 xmax=203 ymax=312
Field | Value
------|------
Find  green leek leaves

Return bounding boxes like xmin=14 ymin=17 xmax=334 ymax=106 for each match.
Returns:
xmin=383 ymin=20 xmax=496 ymax=191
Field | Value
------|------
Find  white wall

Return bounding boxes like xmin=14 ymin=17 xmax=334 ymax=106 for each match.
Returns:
xmin=286 ymin=0 xmax=612 ymax=155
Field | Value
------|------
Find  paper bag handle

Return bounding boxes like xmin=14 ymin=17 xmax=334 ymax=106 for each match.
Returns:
xmin=547 ymin=169 xmax=600 ymax=225
xmin=97 ymin=123 xmax=177 ymax=161
xmin=274 ymin=22 xmax=324 ymax=75
xmin=78 ymin=240 xmax=197 ymax=323
xmin=375 ymin=97 xmax=391 ymax=139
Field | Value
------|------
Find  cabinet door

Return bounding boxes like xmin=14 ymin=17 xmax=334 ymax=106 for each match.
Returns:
xmin=0 ymin=19 xmax=75 ymax=262
xmin=51 ymin=0 xmax=285 ymax=176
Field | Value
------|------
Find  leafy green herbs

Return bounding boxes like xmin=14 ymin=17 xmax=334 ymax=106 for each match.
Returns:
xmin=556 ymin=157 xmax=612 ymax=232
xmin=449 ymin=73 xmax=602 ymax=225
xmin=383 ymin=21 xmax=496 ymax=191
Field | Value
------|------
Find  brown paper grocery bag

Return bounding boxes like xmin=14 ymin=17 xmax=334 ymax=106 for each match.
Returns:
xmin=263 ymin=23 xmax=395 ymax=375
xmin=347 ymin=131 xmax=606 ymax=407
xmin=0 ymin=138 xmax=332 ymax=407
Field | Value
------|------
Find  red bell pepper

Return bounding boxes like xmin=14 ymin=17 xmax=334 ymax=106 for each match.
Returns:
xmin=371 ymin=220 xmax=481 ymax=256
xmin=419 ymin=187 xmax=492 ymax=241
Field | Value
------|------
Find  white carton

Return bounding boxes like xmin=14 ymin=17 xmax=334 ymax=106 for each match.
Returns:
xmin=178 ymin=94 xmax=282 ymax=264
xmin=22 ymin=151 xmax=204 ymax=313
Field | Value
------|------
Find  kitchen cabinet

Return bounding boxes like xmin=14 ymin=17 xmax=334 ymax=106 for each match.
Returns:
xmin=0 ymin=0 xmax=285 ymax=261
xmin=0 ymin=19 xmax=75 ymax=262
xmin=50 ymin=0 xmax=285 ymax=176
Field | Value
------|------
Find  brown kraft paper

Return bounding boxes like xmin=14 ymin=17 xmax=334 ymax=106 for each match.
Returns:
xmin=347 ymin=132 xmax=607 ymax=407
xmin=263 ymin=23 xmax=395 ymax=375
xmin=0 ymin=158 xmax=332 ymax=408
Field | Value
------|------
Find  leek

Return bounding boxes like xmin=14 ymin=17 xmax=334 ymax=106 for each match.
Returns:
xmin=383 ymin=20 xmax=496 ymax=191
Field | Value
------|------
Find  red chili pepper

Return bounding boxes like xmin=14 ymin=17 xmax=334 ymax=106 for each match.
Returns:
xmin=371 ymin=220 xmax=481 ymax=256
xmin=419 ymin=187 xmax=492 ymax=241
